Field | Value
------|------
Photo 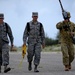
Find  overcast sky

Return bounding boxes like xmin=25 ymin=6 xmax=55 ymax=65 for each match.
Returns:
xmin=0 ymin=0 xmax=75 ymax=46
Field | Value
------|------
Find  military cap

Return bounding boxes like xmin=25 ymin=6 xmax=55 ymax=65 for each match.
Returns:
xmin=0 ymin=13 xmax=4 ymax=19
xmin=32 ymin=12 xmax=38 ymax=16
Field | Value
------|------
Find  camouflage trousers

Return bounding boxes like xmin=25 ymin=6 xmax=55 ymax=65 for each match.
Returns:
xmin=61 ymin=43 xmax=74 ymax=66
xmin=0 ymin=40 xmax=9 ymax=66
xmin=27 ymin=43 xmax=41 ymax=66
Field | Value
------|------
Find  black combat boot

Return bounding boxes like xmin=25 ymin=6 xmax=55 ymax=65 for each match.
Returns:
xmin=28 ymin=62 xmax=32 ymax=71
xmin=34 ymin=65 xmax=39 ymax=72
xmin=0 ymin=66 xmax=1 ymax=73
xmin=4 ymin=65 xmax=11 ymax=73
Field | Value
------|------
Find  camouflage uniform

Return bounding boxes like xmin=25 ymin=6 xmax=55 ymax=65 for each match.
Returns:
xmin=56 ymin=20 xmax=75 ymax=66
xmin=23 ymin=21 xmax=45 ymax=66
xmin=0 ymin=22 xmax=14 ymax=66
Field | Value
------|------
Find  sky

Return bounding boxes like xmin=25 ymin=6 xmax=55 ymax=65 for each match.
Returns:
xmin=0 ymin=0 xmax=75 ymax=46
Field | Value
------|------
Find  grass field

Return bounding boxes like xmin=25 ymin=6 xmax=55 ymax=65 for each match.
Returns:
xmin=12 ymin=44 xmax=61 ymax=52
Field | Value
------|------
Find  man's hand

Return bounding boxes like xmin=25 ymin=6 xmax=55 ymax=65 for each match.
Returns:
xmin=22 ymin=43 xmax=26 ymax=47
xmin=10 ymin=44 xmax=14 ymax=51
xmin=11 ymin=44 xmax=14 ymax=47
xmin=42 ymin=44 xmax=45 ymax=49
xmin=69 ymin=32 xmax=74 ymax=37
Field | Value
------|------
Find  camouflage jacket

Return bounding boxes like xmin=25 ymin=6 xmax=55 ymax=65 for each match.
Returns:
xmin=0 ymin=22 xmax=14 ymax=45
xmin=23 ymin=21 xmax=45 ymax=45
xmin=56 ymin=20 xmax=75 ymax=43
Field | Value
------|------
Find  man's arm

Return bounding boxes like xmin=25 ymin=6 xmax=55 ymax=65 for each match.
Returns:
xmin=40 ymin=23 xmax=45 ymax=48
xmin=70 ymin=23 xmax=75 ymax=35
xmin=6 ymin=24 xmax=14 ymax=46
xmin=23 ymin=23 xmax=29 ymax=45
xmin=56 ymin=22 xmax=62 ymax=29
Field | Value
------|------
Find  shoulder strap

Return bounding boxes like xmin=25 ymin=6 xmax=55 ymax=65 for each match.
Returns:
xmin=26 ymin=22 xmax=30 ymax=35
xmin=5 ymin=23 xmax=8 ymax=33
xmin=39 ymin=23 xmax=43 ymax=36
xmin=27 ymin=22 xmax=30 ymax=32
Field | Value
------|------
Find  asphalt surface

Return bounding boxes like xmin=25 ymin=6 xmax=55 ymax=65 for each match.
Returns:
xmin=0 ymin=52 xmax=75 ymax=75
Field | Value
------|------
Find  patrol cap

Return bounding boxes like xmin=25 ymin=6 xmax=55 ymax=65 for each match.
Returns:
xmin=0 ymin=13 xmax=4 ymax=19
xmin=32 ymin=12 xmax=38 ymax=16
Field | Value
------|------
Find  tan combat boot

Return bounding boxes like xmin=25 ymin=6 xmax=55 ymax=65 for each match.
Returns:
xmin=65 ymin=65 xmax=69 ymax=71
xmin=69 ymin=64 xmax=71 ymax=69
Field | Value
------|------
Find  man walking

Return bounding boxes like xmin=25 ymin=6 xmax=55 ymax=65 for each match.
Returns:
xmin=56 ymin=12 xmax=75 ymax=71
xmin=23 ymin=12 xmax=45 ymax=72
xmin=0 ymin=13 xmax=14 ymax=73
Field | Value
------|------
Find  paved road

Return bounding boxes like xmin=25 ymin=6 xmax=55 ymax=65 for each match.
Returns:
xmin=0 ymin=52 xmax=75 ymax=75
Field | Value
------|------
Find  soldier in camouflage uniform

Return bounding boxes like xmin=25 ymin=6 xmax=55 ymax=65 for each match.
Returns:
xmin=0 ymin=13 xmax=14 ymax=73
xmin=23 ymin=12 xmax=45 ymax=72
xmin=56 ymin=12 xmax=75 ymax=71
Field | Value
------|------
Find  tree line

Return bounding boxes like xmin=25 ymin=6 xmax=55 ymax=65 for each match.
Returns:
xmin=45 ymin=32 xmax=59 ymax=46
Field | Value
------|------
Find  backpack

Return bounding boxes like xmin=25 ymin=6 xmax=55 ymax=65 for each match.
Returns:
xmin=26 ymin=22 xmax=43 ymax=36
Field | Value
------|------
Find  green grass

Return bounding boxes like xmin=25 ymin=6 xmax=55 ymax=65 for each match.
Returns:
xmin=42 ymin=44 xmax=61 ymax=52
xmin=15 ymin=44 xmax=61 ymax=52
